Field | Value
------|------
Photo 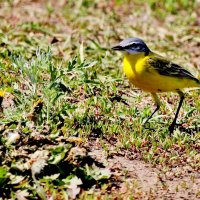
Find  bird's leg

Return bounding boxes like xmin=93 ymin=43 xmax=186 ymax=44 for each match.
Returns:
xmin=169 ymin=90 xmax=185 ymax=133
xmin=143 ymin=93 xmax=161 ymax=125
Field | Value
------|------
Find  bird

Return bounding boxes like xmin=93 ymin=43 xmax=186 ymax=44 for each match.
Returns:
xmin=112 ymin=38 xmax=200 ymax=133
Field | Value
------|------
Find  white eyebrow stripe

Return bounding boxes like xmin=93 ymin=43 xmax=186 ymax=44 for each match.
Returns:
xmin=124 ymin=42 xmax=135 ymax=46
xmin=121 ymin=42 xmax=140 ymax=47
xmin=121 ymin=42 xmax=135 ymax=47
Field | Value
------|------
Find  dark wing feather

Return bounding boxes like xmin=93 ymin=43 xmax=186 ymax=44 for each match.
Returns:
xmin=147 ymin=56 xmax=199 ymax=83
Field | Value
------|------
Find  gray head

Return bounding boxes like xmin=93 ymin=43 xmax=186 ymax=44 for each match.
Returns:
xmin=112 ymin=38 xmax=150 ymax=55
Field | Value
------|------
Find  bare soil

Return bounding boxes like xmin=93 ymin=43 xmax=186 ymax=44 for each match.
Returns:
xmin=89 ymin=142 xmax=200 ymax=199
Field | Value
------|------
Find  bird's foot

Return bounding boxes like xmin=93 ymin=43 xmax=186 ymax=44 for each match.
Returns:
xmin=142 ymin=117 xmax=151 ymax=126
xmin=142 ymin=121 xmax=149 ymax=128
xmin=169 ymin=123 xmax=175 ymax=133
xmin=142 ymin=121 xmax=157 ymax=131
xmin=169 ymin=122 xmax=183 ymax=134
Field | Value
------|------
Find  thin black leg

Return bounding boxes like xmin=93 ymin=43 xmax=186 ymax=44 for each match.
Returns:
xmin=143 ymin=105 xmax=160 ymax=125
xmin=169 ymin=90 xmax=185 ymax=133
xmin=143 ymin=93 xmax=161 ymax=125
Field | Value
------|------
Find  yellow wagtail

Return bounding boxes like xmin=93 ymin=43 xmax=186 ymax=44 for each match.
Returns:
xmin=112 ymin=38 xmax=200 ymax=133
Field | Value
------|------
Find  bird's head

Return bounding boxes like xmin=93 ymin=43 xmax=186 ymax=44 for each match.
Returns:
xmin=112 ymin=38 xmax=150 ymax=55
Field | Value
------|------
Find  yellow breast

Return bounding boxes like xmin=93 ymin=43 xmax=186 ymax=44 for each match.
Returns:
xmin=123 ymin=53 xmax=155 ymax=91
xmin=123 ymin=53 xmax=148 ymax=81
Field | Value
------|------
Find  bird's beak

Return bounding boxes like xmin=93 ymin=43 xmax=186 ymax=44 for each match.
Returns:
xmin=111 ymin=45 xmax=124 ymax=51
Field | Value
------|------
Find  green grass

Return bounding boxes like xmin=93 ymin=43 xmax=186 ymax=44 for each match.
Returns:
xmin=0 ymin=0 xmax=200 ymax=199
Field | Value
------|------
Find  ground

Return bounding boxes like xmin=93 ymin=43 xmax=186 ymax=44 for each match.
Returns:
xmin=0 ymin=0 xmax=199 ymax=199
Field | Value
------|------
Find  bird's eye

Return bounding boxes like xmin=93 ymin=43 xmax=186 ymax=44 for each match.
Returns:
xmin=131 ymin=43 xmax=138 ymax=48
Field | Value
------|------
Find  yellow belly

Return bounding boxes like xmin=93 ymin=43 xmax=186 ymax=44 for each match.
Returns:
xmin=123 ymin=53 xmax=198 ymax=93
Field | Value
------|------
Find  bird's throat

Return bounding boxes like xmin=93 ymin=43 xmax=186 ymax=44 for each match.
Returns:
xmin=124 ymin=52 xmax=145 ymax=67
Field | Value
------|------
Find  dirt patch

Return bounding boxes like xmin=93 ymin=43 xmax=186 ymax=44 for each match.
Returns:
xmin=89 ymin=144 xmax=200 ymax=199
xmin=115 ymin=156 xmax=200 ymax=199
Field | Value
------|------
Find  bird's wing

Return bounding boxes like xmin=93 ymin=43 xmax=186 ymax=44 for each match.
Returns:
xmin=147 ymin=55 xmax=199 ymax=82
